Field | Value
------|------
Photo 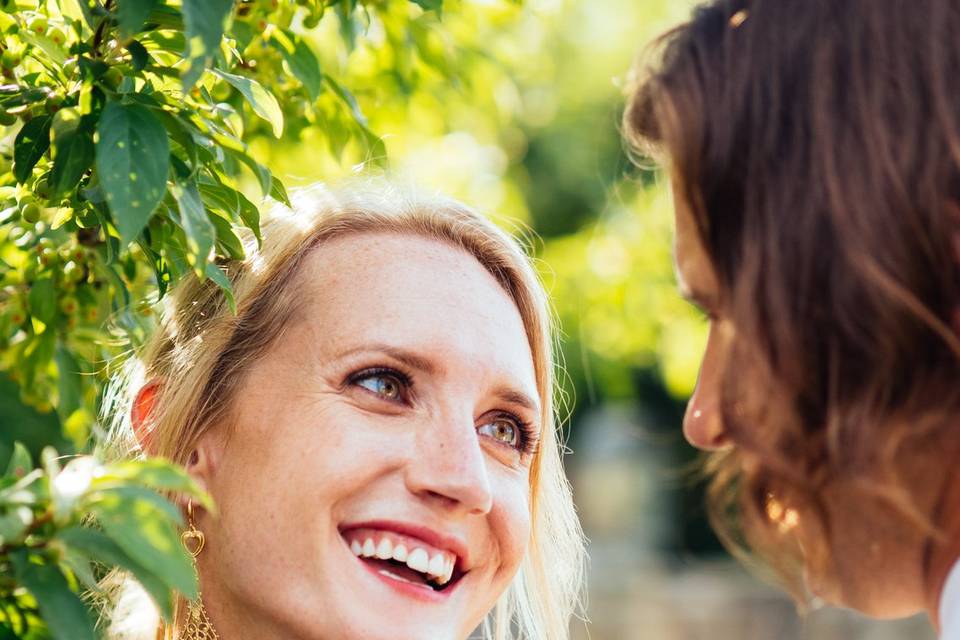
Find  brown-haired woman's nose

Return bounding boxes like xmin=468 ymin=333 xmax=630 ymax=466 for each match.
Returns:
xmin=682 ymin=325 xmax=732 ymax=451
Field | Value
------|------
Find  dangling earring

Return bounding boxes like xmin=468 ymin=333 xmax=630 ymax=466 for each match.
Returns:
xmin=179 ymin=499 xmax=220 ymax=640
xmin=181 ymin=499 xmax=205 ymax=558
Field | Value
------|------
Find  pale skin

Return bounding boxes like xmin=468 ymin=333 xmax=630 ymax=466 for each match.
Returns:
xmin=671 ymin=182 xmax=960 ymax=628
xmin=141 ymin=233 xmax=540 ymax=639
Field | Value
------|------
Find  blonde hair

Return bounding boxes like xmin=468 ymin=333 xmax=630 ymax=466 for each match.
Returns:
xmin=102 ymin=181 xmax=585 ymax=640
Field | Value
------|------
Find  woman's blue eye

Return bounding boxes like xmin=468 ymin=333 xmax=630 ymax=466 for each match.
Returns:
xmin=356 ymin=372 xmax=404 ymax=401
xmin=478 ymin=416 xmax=520 ymax=448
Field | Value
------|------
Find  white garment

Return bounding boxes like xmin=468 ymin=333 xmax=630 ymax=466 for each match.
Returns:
xmin=941 ymin=559 xmax=960 ymax=640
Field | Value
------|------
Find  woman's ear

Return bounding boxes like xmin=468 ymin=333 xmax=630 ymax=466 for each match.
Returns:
xmin=185 ymin=437 xmax=220 ymax=493
xmin=131 ymin=380 xmax=162 ymax=454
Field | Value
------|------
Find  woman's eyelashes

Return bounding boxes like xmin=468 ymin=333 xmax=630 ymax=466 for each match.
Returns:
xmin=478 ymin=412 xmax=539 ymax=456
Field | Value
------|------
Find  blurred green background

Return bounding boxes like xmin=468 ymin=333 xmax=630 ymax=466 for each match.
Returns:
xmin=0 ymin=0 xmax=937 ymax=637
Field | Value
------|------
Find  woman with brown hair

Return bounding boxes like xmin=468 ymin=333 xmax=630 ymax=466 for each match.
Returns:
xmin=102 ymin=182 xmax=584 ymax=639
xmin=624 ymin=0 xmax=960 ymax=636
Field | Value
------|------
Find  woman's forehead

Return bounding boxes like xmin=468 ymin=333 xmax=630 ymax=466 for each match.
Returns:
xmin=287 ymin=232 xmax=540 ymax=394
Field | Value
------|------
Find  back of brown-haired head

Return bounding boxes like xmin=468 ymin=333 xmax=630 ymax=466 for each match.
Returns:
xmin=624 ymin=0 xmax=960 ymax=600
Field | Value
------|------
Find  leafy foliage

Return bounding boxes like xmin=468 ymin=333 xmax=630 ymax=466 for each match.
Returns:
xmin=0 ymin=0 xmax=449 ymax=441
xmin=0 ymin=442 xmax=210 ymax=639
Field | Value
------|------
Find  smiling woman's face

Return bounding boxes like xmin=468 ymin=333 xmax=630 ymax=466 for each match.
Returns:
xmin=191 ymin=232 xmax=538 ymax=640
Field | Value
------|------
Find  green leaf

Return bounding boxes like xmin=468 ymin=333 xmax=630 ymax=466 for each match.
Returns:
xmin=13 ymin=115 xmax=52 ymax=184
xmin=172 ymin=179 xmax=214 ymax=274
xmin=117 ymin=0 xmax=161 ymax=39
xmin=220 ymin=143 xmax=271 ymax=198
xmin=209 ymin=213 xmax=244 ymax=260
xmin=57 ymin=525 xmax=176 ymax=621
xmin=94 ymin=458 xmax=214 ymax=511
xmin=0 ymin=85 xmax=51 ymax=109
xmin=269 ymin=173 xmax=291 ymax=207
xmin=89 ymin=492 xmax=198 ymax=600
xmin=143 ymin=4 xmax=185 ymax=31
xmin=0 ymin=506 xmax=32 ymax=545
xmin=181 ymin=0 xmax=235 ymax=90
xmin=235 ymin=192 xmax=261 ymax=243
xmin=86 ymin=485 xmax=184 ymax=526
xmin=411 ymin=0 xmax=443 ymax=11
xmin=213 ymin=69 xmax=284 ymax=138
xmin=54 ymin=347 xmax=83 ymax=423
xmin=27 ymin=277 xmax=56 ymax=325
xmin=200 ymin=181 xmax=261 ymax=243
xmin=153 ymin=109 xmax=200 ymax=172
xmin=96 ymin=102 xmax=171 ymax=246
xmin=72 ymin=0 xmax=100 ymax=30
xmin=4 ymin=442 xmax=32 ymax=478
xmin=324 ymin=73 xmax=369 ymax=127
xmin=10 ymin=550 xmax=97 ymax=640
xmin=49 ymin=110 xmax=95 ymax=198
xmin=269 ymin=29 xmax=323 ymax=100
xmin=205 ymin=261 xmax=236 ymax=313
xmin=59 ymin=548 xmax=102 ymax=593
xmin=127 ymin=39 xmax=150 ymax=71
xmin=25 ymin=331 xmax=56 ymax=370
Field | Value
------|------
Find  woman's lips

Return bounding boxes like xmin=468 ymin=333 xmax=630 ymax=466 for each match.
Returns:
xmin=345 ymin=528 xmax=457 ymax=585
xmin=338 ymin=520 xmax=471 ymax=597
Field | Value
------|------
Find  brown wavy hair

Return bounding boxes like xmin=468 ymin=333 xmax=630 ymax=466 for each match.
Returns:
xmin=624 ymin=0 xmax=960 ymax=598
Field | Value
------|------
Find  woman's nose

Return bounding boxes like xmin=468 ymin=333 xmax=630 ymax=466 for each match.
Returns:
xmin=405 ymin=414 xmax=494 ymax=516
xmin=683 ymin=324 xmax=732 ymax=451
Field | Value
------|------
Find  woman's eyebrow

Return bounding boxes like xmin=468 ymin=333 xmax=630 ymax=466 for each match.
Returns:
xmin=492 ymin=386 xmax=541 ymax=415
xmin=336 ymin=343 xmax=438 ymax=374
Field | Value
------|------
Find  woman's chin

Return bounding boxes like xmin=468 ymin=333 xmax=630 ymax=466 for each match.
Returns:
xmin=802 ymin=563 xmax=924 ymax=620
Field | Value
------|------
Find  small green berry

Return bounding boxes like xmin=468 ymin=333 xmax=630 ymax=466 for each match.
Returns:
xmin=27 ymin=15 xmax=47 ymax=35
xmin=33 ymin=178 xmax=50 ymax=200
xmin=103 ymin=66 xmax=123 ymax=88
xmin=39 ymin=246 xmax=57 ymax=266
xmin=1 ymin=49 xmax=21 ymax=70
xmin=44 ymin=94 xmax=63 ymax=114
xmin=62 ymin=260 xmax=84 ymax=283
xmin=20 ymin=202 xmax=41 ymax=224
xmin=59 ymin=295 xmax=78 ymax=314
xmin=48 ymin=27 xmax=66 ymax=46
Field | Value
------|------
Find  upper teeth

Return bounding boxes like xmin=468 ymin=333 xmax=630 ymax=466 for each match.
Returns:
xmin=350 ymin=535 xmax=456 ymax=585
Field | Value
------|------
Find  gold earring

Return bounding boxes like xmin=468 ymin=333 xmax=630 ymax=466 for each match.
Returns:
xmin=182 ymin=598 xmax=220 ymax=640
xmin=178 ymin=500 xmax=220 ymax=640
xmin=180 ymin=499 xmax=205 ymax=557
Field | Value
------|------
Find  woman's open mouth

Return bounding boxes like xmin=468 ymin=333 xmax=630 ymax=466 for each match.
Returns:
xmin=340 ymin=526 xmax=467 ymax=593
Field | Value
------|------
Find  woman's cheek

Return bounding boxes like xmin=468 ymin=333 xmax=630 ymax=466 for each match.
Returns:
xmin=491 ymin=471 xmax=533 ymax=575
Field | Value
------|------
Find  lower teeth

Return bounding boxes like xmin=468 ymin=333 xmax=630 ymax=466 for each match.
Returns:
xmin=378 ymin=568 xmax=421 ymax=586
xmin=377 ymin=568 xmax=442 ymax=591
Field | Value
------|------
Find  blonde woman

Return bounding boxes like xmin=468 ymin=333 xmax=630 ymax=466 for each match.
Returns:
xmin=103 ymin=183 xmax=584 ymax=640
